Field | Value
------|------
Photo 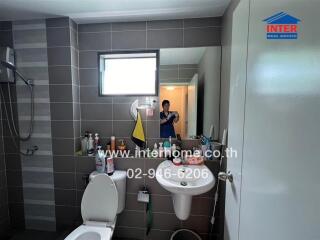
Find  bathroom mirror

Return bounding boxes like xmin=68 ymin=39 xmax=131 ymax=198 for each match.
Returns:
xmin=98 ymin=50 xmax=159 ymax=96
xmin=159 ymin=47 xmax=221 ymax=140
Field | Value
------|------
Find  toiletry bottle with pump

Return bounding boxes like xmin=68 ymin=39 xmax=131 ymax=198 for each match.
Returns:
xmin=151 ymin=143 xmax=158 ymax=158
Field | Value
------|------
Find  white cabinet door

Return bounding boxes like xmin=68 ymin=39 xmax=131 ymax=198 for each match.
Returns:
xmin=224 ymin=0 xmax=250 ymax=239
xmin=239 ymin=0 xmax=320 ymax=240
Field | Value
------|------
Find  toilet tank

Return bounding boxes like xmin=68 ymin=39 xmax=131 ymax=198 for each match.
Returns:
xmin=89 ymin=170 xmax=126 ymax=214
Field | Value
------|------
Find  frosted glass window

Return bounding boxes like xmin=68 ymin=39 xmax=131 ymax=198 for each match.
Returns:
xmin=99 ymin=51 xmax=158 ymax=96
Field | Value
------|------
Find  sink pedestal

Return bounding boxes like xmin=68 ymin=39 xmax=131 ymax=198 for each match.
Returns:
xmin=172 ymin=193 xmax=192 ymax=220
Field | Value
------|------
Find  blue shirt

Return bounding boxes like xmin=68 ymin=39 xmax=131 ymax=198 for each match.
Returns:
xmin=160 ymin=111 xmax=176 ymax=138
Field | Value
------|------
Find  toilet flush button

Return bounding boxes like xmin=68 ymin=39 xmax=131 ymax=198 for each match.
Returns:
xmin=137 ymin=191 xmax=150 ymax=203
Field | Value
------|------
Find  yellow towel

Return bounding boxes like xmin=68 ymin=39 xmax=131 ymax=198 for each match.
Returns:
xmin=131 ymin=111 xmax=146 ymax=148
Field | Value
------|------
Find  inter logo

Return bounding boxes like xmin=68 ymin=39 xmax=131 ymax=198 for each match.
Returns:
xmin=263 ymin=12 xmax=301 ymax=40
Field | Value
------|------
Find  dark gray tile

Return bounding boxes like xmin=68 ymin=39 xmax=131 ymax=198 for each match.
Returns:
xmin=182 ymin=215 xmax=210 ymax=233
xmin=184 ymin=17 xmax=222 ymax=28
xmin=80 ymin=103 xmax=113 ymax=120
xmin=145 ymin=177 xmax=169 ymax=195
xmin=113 ymin=103 xmax=132 ymax=120
xmin=184 ymin=27 xmax=221 ymax=47
xmin=7 ymin=187 xmax=23 ymax=203
xmin=117 ymin=210 xmax=145 ymax=228
xmin=114 ymin=226 xmax=145 ymax=240
xmin=191 ymin=197 xmax=212 ymax=215
xmin=16 ymin=84 xmax=49 ymax=99
xmin=49 ymin=85 xmax=73 ymax=102
xmin=81 ymin=121 xmax=113 ymax=138
xmin=79 ymin=68 xmax=98 ymax=86
xmin=23 ymin=187 xmax=55 ymax=202
xmin=48 ymin=66 xmax=72 ymax=84
xmin=13 ymin=29 xmax=46 ymax=44
xmin=145 ymin=229 xmax=173 ymax=240
xmin=76 ymin=156 xmax=95 ymax=173
xmin=47 ymin=47 xmax=71 ymax=66
xmin=46 ymin=17 xmax=70 ymax=28
xmin=112 ymin=31 xmax=146 ymax=50
xmin=0 ymin=21 xmax=12 ymax=31
xmin=75 ymin=173 xmax=89 ymax=190
xmin=51 ymin=121 xmax=74 ymax=138
xmin=9 ymin=203 xmax=25 ymax=228
xmin=16 ymin=48 xmax=47 ymax=63
xmin=79 ymin=32 xmax=111 ymax=50
xmin=0 ymin=31 xmax=13 ymax=48
xmin=112 ymin=21 xmax=146 ymax=31
xmin=152 ymin=213 xmax=180 ymax=231
xmin=52 ymin=138 xmax=75 ymax=155
xmin=79 ymin=51 xmax=97 ymax=68
xmin=55 ymin=189 xmax=76 ymax=206
xmin=55 ymin=205 xmax=77 ymax=229
xmin=152 ymin=195 xmax=174 ymax=213
xmin=6 ymin=171 xmax=23 ymax=187
xmin=50 ymin=103 xmax=74 ymax=120
xmin=54 ymin=173 xmax=76 ymax=189
xmin=146 ymin=120 xmax=160 ymax=138
xmin=125 ymin=193 xmax=144 ymax=211
xmin=5 ymin=154 xmax=21 ymax=171
xmin=19 ymin=66 xmax=49 ymax=81
xmin=53 ymin=156 xmax=75 ymax=172
xmin=23 ymin=171 xmax=54 ymax=185
xmin=78 ymin=23 xmax=111 ymax=33
xmin=147 ymin=19 xmax=183 ymax=29
xmin=80 ymin=86 xmax=112 ymax=103
xmin=113 ymin=121 xmax=135 ymax=138
xmin=147 ymin=29 xmax=183 ymax=48
xmin=24 ymin=204 xmax=55 ymax=218
xmin=47 ymin=27 xmax=70 ymax=47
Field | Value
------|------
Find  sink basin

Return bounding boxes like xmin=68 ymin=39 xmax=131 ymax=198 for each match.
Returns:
xmin=156 ymin=160 xmax=215 ymax=220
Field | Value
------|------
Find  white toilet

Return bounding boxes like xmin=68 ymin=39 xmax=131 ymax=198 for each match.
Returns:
xmin=65 ymin=171 xmax=126 ymax=240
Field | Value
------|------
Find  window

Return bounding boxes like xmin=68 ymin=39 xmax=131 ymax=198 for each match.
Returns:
xmin=98 ymin=51 xmax=159 ymax=96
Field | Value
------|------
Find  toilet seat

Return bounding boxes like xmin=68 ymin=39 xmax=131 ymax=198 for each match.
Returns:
xmin=64 ymin=225 xmax=112 ymax=240
xmin=64 ymin=174 xmax=119 ymax=240
xmin=81 ymin=174 xmax=118 ymax=223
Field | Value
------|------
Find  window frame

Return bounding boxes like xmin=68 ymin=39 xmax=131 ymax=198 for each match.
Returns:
xmin=97 ymin=50 xmax=160 ymax=97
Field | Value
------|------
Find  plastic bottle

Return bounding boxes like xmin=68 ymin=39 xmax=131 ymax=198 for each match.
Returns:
xmin=105 ymin=157 xmax=115 ymax=175
xmin=110 ymin=136 xmax=116 ymax=152
xmin=95 ymin=147 xmax=105 ymax=173
xmin=94 ymin=133 xmax=101 ymax=151
xmin=81 ymin=134 xmax=88 ymax=155
xmin=158 ymin=142 xmax=164 ymax=158
xmin=87 ymin=133 xmax=94 ymax=156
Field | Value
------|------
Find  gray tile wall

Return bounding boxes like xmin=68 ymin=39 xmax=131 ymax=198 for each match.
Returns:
xmin=0 ymin=21 xmax=11 ymax=238
xmin=78 ymin=17 xmax=221 ymax=150
xmin=0 ymin=21 xmax=26 ymax=235
xmin=159 ymin=64 xmax=198 ymax=84
xmin=12 ymin=19 xmax=56 ymax=231
xmin=46 ymin=17 xmax=82 ymax=231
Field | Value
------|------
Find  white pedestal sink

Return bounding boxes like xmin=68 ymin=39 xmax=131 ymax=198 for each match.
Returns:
xmin=156 ymin=160 xmax=215 ymax=220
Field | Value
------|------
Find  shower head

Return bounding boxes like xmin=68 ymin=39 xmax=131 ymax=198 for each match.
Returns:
xmin=1 ymin=60 xmax=16 ymax=71
xmin=1 ymin=60 xmax=31 ymax=86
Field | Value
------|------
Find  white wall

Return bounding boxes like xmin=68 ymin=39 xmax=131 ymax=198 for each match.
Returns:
xmin=198 ymin=46 xmax=221 ymax=139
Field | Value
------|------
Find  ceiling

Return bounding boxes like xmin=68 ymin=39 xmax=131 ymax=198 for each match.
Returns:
xmin=0 ymin=0 xmax=231 ymax=24
xmin=160 ymin=47 xmax=207 ymax=65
